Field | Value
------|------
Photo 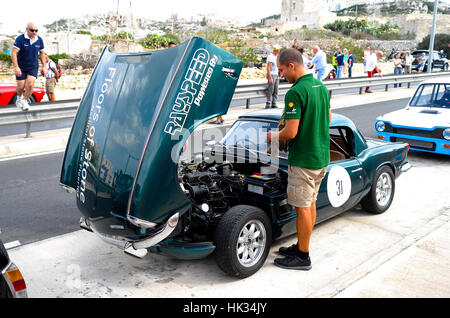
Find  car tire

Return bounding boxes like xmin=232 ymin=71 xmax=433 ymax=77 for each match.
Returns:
xmin=0 ymin=277 xmax=13 ymax=298
xmin=327 ymin=70 xmax=336 ymax=80
xmin=361 ymin=166 xmax=395 ymax=214
xmin=9 ymin=94 xmax=37 ymax=105
xmin=443 ymin=64 xmax=449 ymax=72
xmin=214 ymin=205 xmax=272 ymax=278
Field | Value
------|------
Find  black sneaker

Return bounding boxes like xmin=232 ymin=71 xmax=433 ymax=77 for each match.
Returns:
xmin=274 ymin=255 xmax=312 ymax=271
xmin=278 ymin=243 xmax=299 ymax=257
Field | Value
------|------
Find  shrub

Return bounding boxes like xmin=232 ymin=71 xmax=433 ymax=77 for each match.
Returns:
xmin=418 ymin=33 xmax=450 ymax=57
xmin=48 ymin=53 xmax=69 ymax=64
xmin=0 ymin=52 xmax=12 ymax=65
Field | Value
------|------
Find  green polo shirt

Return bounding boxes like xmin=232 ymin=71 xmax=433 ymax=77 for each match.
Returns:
xmin=284 ymin=73 xmax=330 ymax=170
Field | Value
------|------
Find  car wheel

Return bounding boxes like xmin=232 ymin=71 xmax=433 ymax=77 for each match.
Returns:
xmin=0 ymin=276 xmax=13 ymax=298
xmin=444 ymin=64 xmax=449 ymax=71
xmin=214 ymin=205 xmax=272 ymax=278
xmin=361 ymin=166 xmax=395 ymax=214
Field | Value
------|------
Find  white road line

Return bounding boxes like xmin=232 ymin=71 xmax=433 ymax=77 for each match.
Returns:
xmin=4 ymin=240 xmax=21 ymax=250
xmin=0 ymin=149 xmax=65 ymax=162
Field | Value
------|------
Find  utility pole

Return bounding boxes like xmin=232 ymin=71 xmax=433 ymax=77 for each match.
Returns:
xmin=67 ymin=18 xmax=70 ymax=54
xmin=427 ymin=0 xmax=438 ymax=73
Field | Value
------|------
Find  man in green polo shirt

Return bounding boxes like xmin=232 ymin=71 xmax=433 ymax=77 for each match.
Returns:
xmin=267 ymin=48 xmax=331 ymax=270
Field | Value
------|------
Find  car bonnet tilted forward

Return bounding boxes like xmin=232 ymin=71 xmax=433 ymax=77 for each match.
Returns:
xmin=60 ymin=37 xmax=243 ymax=243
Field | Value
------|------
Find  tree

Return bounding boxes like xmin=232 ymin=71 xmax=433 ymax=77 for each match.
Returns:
xmin=418 ymin=34 xmax=450 ymax=57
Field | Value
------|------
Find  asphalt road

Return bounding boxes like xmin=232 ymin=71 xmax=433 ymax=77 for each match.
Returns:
xmin=0 ymin=97 xmax=410 ymax=246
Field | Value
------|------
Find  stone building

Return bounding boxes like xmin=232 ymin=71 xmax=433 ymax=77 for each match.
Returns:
xmin=280 ymin=0 xmax=336 ymax=29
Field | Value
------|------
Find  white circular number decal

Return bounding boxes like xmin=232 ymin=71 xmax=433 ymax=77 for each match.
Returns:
xmin=327 ymin=165 xmax=352 ymax=208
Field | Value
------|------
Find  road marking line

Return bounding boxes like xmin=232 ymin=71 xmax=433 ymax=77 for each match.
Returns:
xmin=4 ymin=240 xmax=21 ymax=250
xmin=0 ymin=149 xmax=65 ymax=162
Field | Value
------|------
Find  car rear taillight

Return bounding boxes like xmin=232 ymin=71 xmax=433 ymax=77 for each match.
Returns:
xmin=4 ymin=262 xmax=27 ymax=298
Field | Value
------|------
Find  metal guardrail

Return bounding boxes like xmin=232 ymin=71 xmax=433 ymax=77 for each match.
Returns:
xmin=1 ymin=71 xmax=449 ymax=137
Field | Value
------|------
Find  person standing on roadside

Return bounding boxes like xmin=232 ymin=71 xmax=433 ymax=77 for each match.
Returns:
xmin=308 ymin=45 xmax=327 ymax=82
xmin=11 ymin=22 xmax=46 ymax=111
xmin=44 ymin=55 xmax=59 ymax=101
xmin=363 ymin=47 xmax=371 ymax=72
xmin=267 ymin=48 xmax=331 ymax=271
xmin=404 ymin=51 xmax=414 ymax=74
xmin=417 ymin=52 xmax=427 ymax=73
xmin=265 ymin=45 xmax=281 ymax=108
xmin=365 ymin=51 xmax=383 ymax=93
xmin=393 ymin=53 xmax=403 ymax=88
xmin=335 ymin=48 xmax=344 ymax=79
xmin=347 ymin=50 xmax=354 ymax=78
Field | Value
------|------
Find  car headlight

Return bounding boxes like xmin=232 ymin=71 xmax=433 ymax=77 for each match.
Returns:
xmin=443 ymin=128 xmax=450 ymax=140
xmin=376 ymin=121 xmax=385 ymax=132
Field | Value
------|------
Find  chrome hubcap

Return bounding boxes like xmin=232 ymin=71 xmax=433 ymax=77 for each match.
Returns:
xmin=376 ymin=172 xmax=392 ymax=207
xmin=236 ymin=220 xmax=266 ymax=268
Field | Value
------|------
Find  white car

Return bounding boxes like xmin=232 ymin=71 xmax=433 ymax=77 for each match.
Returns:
xmin=375 ymin=77 xmax=450 ymax=155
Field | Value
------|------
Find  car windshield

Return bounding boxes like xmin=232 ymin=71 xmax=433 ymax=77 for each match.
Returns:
xmin=221 ymin=119 xmax=279 ymax=153
xmin=409 ymin=84 xmax=450 ymax=108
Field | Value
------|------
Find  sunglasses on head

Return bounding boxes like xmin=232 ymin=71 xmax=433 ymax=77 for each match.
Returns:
xmin=28 ymin=28 xmax=38 ymax=33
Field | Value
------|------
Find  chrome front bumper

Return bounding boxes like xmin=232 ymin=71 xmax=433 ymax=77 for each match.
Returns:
xmin=80 ymin=213 xmax=180 ymax=257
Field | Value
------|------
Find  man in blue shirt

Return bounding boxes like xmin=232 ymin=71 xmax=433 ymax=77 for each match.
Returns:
xmin=347 ymin=51 xmax=354 ymax=78
xmin=335 ymin=48 xmax=344 ymax=79
xmin=11 ymin=22 xmax=46 ymax=111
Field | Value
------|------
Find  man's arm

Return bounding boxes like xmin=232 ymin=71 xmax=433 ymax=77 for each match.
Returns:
xmin=51 ymin=66 xmax=59 ymax=81
xmin=329 ymin=109 xmax=332 ymax=123
xmin=11 ymin=48 xmax=21 ymax=77
xmin=267 ymin=119 xmax=300 ymax=143
xmin=40 ymin=51 xmax=47 ymax=77
xmin=266 ymin=62 xmax=273 ymax=84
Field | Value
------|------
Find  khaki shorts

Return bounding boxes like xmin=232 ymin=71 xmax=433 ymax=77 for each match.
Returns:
xmin=46 ymin=78 xmax=57 ymax=93
xmin=287 ymin=165 xmax=327 ymax=208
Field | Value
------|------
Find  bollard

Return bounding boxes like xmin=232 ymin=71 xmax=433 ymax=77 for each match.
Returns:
xmin=246 ymin=98 xmax=250 ymax=109
xmin=385 ymin=84 xmax=389 ymax=91
xmin=25 ymin=122 xmax=31 ymax=138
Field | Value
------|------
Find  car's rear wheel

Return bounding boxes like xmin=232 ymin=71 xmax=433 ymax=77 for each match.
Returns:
xmin=443 ymin=64 xmax=449 ymax=72
xmin=362 ymin=166 xmax=395 ymax=214
xmin=214 ymin=205 xmax=272 ymax=278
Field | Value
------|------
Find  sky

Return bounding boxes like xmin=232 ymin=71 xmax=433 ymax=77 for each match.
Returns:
xmin=0 ymin=0 xmax=281 ymax=34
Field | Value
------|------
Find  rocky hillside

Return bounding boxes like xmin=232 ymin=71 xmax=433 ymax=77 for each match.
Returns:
xmin=336 ymin=0 xmax=450 ymax=16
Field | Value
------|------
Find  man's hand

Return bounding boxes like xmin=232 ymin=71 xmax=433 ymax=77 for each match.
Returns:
xmin=42 ymin=68 xmax=47 ymax=77
xmin=268 ymin=77 xmax=273 ymax=85
xmin=14 ymin=67 xmax=22 ymax=77
xmin=267 ymin=130 xmax=272 ymax=144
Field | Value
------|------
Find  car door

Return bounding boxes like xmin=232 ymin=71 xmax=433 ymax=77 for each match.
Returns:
xmin=315 ymin=157 xmax=364 ymax=223
xmin=432 ymin=52 xmax=443 ymax=69
xmin=315 ymin=126 xmax=366 ymax=223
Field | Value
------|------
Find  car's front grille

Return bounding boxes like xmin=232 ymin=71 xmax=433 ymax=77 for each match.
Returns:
xmin=391 ymin=137 xmax=436 ymax=151
xmin=384 ymin=124 xmax=444 ymax=139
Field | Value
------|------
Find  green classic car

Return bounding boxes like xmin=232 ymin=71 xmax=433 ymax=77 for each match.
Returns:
xmin=60 ymin=37 xmax=410 ymax=278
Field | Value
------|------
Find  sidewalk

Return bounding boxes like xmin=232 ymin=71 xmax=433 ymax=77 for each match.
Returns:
xmin=0 ymin=87 xmax=415 ymax=160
